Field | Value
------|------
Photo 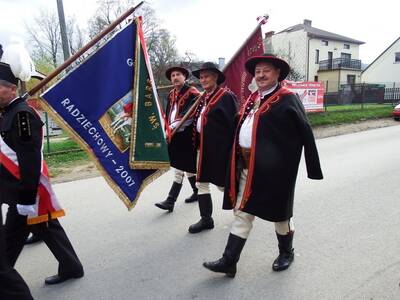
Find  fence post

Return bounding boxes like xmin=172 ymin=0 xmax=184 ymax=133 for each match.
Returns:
xmin=45 ymin=112 xmax=51 ymax=154
xmin=325 ymin=80 xmax=328 ymax=111
xmin=393 ymin=82 xmax=396 ymax=107
xmin=361 ymin=82 xmax=365 ymax=109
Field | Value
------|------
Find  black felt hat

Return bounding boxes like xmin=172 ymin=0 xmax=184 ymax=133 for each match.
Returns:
xmin=192 ymin=62 xmax=225 ymax=85
xmin=165 ymin=66 xmax=190 ymax=81
xmin=245 ymin=54 xmax=290 ymax=82
xmin=0 ymin=62 xmax=18 ymax=85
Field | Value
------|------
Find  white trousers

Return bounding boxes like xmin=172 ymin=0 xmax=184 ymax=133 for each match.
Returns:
xmin=173 ymin=168 xmax=195 ymax=184
xmin=231 ymin=169 xmax=294 ymax=239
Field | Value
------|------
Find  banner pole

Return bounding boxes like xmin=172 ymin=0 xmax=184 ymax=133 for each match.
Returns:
xmin=170 ymin=92 xmax=204 ymax=139
xmin=28 ymin=1 xmax=144 ymax=96
xmin=222 ymin=23 xmax=262 ymax=72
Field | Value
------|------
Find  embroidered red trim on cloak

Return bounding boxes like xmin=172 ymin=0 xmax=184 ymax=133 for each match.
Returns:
xmin=227 ymin=87 xmax=294 ymax=209
xmin=196 ymin=87 xmax=228 ymax=180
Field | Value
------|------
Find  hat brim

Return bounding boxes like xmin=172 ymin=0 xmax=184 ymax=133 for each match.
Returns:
xmin=245 ymin=56 xmax=290 ymax=82
xmin=0 ymin=62 xmax=18 ymax=85
xmin=192 ymin=68 xmax=225 ymax=85
xmin=165 ymin=67 xmax=189 ymax=81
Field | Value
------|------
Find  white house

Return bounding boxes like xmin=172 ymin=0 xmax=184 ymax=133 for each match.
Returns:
xmin=361 ymin=37 xmax=400 ymax=86
xmin=267 ymin=19 xmax=364 ymax=92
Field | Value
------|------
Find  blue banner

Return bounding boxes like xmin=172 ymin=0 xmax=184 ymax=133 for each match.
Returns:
xmin=41 ymin=20 xmax=167 ymax=210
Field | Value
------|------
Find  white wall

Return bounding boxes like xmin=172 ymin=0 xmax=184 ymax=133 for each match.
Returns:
xmin=271 ymin=30 xmax=362 ymax=82
xmin=362 ymin=38 xmax=400 ymax=86
xmin=271 ymin=30 xmax=308 ymax=80
xmin=309 ymin=39 xmax=360 ymax=81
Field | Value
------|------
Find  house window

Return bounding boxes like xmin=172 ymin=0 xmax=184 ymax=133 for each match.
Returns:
xmin=315 ymin=49 xmax=319 ymax=63
xmin=344 ymin=44 xmax=350 ymax=49
xmin=395 ymin=52 xmax=400 ymax=63
xmin=314 ymin=76 xmax=319 ymax=82
xmin=321 ymin=40 xmax=328 ymax=46
xmin=347 ymin=75 xmax=355 ymax=84
xmin=341 ymin=53 xmax=351 ymax=60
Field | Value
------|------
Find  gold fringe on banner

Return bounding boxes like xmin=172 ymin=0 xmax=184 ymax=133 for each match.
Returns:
xmin=129 ymin=19 xmax=170 ymax=171
xmin=39 ymin=99 xmax=166 ymax=211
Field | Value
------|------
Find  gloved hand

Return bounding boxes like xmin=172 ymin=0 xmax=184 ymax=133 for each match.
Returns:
xmin=16 ymin=204 xmax=36 ymax=216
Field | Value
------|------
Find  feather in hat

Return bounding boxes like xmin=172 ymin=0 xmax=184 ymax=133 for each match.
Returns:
xmin=0 ymin=37 xmax=34 ymax=82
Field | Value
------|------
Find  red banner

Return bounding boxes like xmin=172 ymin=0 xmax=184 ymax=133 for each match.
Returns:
xmin=223 ymin=24 xmax=264 ymax=105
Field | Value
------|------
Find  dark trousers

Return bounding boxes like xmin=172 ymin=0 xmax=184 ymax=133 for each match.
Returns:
xmin=0 ymin=205 xmax=33 ymax=300
xmin=5 ymin=204 xmax=83 ymax=277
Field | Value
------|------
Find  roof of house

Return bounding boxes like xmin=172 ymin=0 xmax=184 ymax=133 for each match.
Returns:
xmin=362 ymin=36 xmax=400 ymax=73
xmin=277 ymin=23 xmax=365 ymax=45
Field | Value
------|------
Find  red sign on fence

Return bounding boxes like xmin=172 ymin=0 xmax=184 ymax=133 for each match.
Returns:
xmin=282 ymin=81 xmax=325 ymax=112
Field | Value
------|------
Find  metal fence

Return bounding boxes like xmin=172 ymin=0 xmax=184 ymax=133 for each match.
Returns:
xmin=322 ymin=81 xmax=400 ymax=107
xmin=40 ymin=81 xmax=400 ymax=154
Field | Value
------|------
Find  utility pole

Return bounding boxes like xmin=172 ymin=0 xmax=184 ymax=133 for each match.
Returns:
xmin=56 ymin=0 xmax=71 ymax=61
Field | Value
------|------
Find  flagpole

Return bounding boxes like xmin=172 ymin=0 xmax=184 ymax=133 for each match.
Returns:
xmin=222 ymin=23 xmax=262 ymax=72
xmin=170 ymin=92 xmax=204 ymax=139
xmin=28 ymin=1 xmax=144 ymax=96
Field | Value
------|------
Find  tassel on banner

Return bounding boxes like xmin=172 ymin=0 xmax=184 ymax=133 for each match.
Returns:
xmin=256 ymin=15 xmax=269 ymax=25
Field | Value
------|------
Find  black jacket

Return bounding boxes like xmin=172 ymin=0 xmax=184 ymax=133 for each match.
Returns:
xmin=166 ymin=84 xmax=200 ymax=173
xmin=223 ymin=87 xmax=323 ymax=221
xmin=195 ymin=87 xmax=238 ymax=186
xmin=0 ymin=97 xmax=43 ymax=205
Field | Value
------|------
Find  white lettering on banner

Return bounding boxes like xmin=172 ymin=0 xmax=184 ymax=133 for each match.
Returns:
xmin=76 ymin=114 xmax=85 ymax=124
xmin=127 ymin=58 xmax=134 ymax=67
xmin=59 ymin=98 xmax=135 ymax=188
xmin=83 ymin=121 xmax=91 ymax=130
xmin=61 ymin=98 xmax=70 ymax=106
xmin=81 ymin=119 xmax=89 ymax=127
xmin=65 ymin=104 xmax=74 ymax=112
xmin=71 ymin=108 xmax=80 ymax=117
xmin=93 ymin=132 xmax=100 ymax=140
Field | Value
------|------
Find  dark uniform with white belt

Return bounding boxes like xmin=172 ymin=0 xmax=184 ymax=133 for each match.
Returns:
xmin=0 ymin=43 xmax=33 ymax=300
xmin=1 ymin=204 xmax=33 ymax=300
xmin=203 ymin=54 xmax=323 ymax=277
xmin=0 ymin=59 xmax=84 ymax=285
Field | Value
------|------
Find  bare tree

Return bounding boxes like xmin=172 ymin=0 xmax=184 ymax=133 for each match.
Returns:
xmin=25 ymin=9 xmax=61 ymax=68
xmin=88 ymin=1 xmax=159 ymax=41
xmin=137 ymin=5 xmax=159 ymax=40
xmin=88 ymin=0 xmax=137 ymax=38
xmin=147 ymin=29 xmax=179 ymax=85
xmin=25 ymin=8 xmax=87 ymax=68
xmin=87 ymin=0 xmax=180 ymax=85
xmin=66 ymin=17 xmax=87 ymax=55
xmin=275 ymin=47 xmax=306 ymax=82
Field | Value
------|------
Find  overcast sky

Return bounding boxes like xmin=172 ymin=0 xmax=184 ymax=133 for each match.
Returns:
xmin=0 ymin=0 xmax=398 ymax=64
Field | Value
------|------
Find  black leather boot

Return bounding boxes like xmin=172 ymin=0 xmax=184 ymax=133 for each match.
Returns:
xmin=184 ymin=176 xmax=198 ymax=203
xmin=203 ymin=233 xmax=246 ymax=278
xmin=25 ymin=233 xmax=42 ymax=245
xmin=272 ymin=231 xmax=294 ymax=271
xmin=188 ymin=193 xmax=214 ymax=233
xmin=155 ymin=182 xmax=182 ymax=212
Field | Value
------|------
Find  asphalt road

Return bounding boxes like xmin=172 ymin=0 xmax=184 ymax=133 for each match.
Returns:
xmin=11 ymin=124 xmax=400 ymax=299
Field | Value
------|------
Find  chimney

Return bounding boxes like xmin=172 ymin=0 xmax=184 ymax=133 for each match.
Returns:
xmin=264 ymin=31 xmax=274 ymax=53
xmin=218 ymin=57 xmax=225 ymax=69
xmin=264 ymin=31 xmax=274 ymax=38
xmin=303 ymin=19 xmax=312 ymax=27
